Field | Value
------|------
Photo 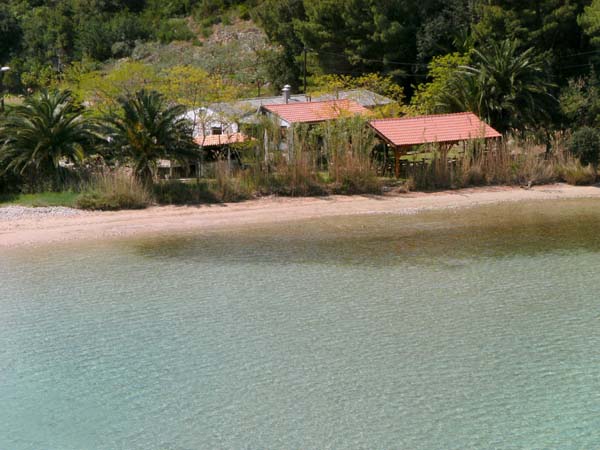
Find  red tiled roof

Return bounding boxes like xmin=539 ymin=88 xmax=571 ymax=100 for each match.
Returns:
xmin=369 ymin=113 xmax=501 ymax=147
xmin=262 ymin=99 xmax=370 ymax=124
xmin=194 ymin=132 xmax=250 ymax=148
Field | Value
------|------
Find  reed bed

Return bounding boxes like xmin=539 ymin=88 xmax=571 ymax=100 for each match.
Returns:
xmin=77 ymin=126 xmax=600 ymax=209
xmin=77 ymin=170 xmax=153 ymax=210
xmin=403 ymin=135 xmax=595 ymax=190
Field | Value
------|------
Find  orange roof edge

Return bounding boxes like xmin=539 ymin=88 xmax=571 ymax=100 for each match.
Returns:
xmin=262 ymin=99 xmax=370 ymax=124
xmin=369 ymin=112 xmax=501 ymax=147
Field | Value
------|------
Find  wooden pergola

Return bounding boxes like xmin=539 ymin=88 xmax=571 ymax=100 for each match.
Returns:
xmin=369 ymin=113 xmax=502 ymax=178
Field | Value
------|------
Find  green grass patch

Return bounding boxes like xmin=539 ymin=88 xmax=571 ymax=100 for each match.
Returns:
xmin=0 ymin=191 xmax=80 ymax=207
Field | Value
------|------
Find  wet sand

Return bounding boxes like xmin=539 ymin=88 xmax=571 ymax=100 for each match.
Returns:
xmin=2 ymin=184 xmax=600 ymax=247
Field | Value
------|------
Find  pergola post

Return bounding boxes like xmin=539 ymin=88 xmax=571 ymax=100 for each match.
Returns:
xmin=394 ymin=146 xmax=407 ymax=178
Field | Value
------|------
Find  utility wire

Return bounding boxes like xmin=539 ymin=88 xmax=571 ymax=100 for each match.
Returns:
xmin=558 ymin=49 xmax=600 ymax=59
xmin=315 ymin=46 xmax=600 ymax=70
xmin=560 ymin=61 xmax=598 ymax=70
xmin=313 ymin=49 xmax=429 ymax=68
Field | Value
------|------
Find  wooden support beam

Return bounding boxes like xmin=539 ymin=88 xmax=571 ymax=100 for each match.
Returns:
xmin=394 ymin=147 xmax=400 ymax=178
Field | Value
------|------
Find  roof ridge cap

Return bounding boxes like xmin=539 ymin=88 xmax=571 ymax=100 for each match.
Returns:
xmin=371 ymin=112 xmax=478 ymax=122
xmin=264 ymin=99 xmax=358 ymax=108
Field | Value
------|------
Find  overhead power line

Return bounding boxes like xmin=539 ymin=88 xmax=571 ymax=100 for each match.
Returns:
xmin=313 ymin=49 xmax=429 ymax=69
xmin=559 ymin=49 xmax=600 ymax=59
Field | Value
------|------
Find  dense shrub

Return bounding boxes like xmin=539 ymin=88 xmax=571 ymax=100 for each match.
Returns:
xmin=0 ymin=170 xmax=23 ymax=195
xmin=404 ymin=141 xmax=573 ymax=191
xmin=462 ymin=163 xmax=486 ymax=186
xmin=559 ymin=160 xmax=597 ymax=185
xmin=154 ymin=173 xmax=253 ymax=204
xmin=331 ymin=154 xmax=382 ymax=195
xmin=265 ymin=157 xmax=327 ymax=197
xmin=153 ymin=180 xmax=219 ymax=204
xmin=569 ymin=127 xmax=600 ymax=166
xmin=213 ymin=162 xmax=255 ymax=201
xmin=76 ymin=171 xmax=152 ymax=210
xmin=157 ymin=19 xmax=195 ymax=44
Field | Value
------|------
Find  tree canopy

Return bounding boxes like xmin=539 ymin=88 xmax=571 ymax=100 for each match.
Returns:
xmin=1 ymin=0 xmax=599 ymax=133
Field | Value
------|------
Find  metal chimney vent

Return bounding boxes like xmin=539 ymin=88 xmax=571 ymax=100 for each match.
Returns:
xmin=282 ymin=84 xmax=291 ymax=104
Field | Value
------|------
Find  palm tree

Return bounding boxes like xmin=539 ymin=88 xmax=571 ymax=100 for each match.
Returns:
xmin=104 ymin=89 xmax=198 ymax=184
xmin=0 ymin=90 xmax=94 ymax=188
xmin=438 ymin=40 xmax=556 ymax=133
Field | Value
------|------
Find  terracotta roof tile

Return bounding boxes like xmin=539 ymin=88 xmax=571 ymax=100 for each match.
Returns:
xmin=262 ymin=99 xmax=370 ymax=124
xmin=369 ymin=113 xmax=501 ymax=147
xmin=194 ymin=132 xmax=250 ymax=148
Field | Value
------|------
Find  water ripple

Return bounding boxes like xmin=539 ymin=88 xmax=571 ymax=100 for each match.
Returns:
xmin=1 ymin=200 xmax=600 ymax=448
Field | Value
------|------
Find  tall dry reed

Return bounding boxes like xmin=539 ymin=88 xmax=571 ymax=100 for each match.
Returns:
xmin=320 ymin=117 xmax=382 ymax=194
xmin=405 ymin=135 xmax=594 ymax=190
xmin=77 ymin=170 xmax=153 ymax=210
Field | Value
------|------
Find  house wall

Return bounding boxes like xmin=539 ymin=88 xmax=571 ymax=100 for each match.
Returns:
xmin=261 ymin=110 xmax=290 ymax=128
xmin=184 ymin=108 xmax=239 ymax=137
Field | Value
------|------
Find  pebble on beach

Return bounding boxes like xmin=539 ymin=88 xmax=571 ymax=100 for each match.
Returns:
xmin=0 ymin=206 xmax=83 ymax=221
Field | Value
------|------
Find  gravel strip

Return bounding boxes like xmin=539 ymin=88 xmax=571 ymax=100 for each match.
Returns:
xmin=0 ymin=206 xmax=84 ymax=221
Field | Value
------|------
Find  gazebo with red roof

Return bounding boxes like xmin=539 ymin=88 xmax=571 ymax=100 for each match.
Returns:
xmin=369 ymin=112 xmax=501 ymax=177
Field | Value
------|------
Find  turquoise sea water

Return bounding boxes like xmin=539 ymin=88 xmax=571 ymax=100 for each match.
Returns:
xmin=1 ymin=199 xmax=600 ymax=449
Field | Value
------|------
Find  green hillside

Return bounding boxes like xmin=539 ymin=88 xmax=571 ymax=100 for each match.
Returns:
xmin=2 ymin=1 xmax=600 ymax=131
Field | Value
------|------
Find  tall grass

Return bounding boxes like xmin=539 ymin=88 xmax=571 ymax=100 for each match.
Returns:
xmin=242 ymin=116 xmax=382 ymax=196
xmin=153 ymin=179 xmax=219 ymax=204
xmin=405 ymin=136 xmax=596 ymax=190
xmin=77 ymin=170 xmax=153 ymax=210
xmin=226 ymin=116 xmax=381 ymax=197
xmin=559 ymin=160 xmax=597 ymax=185
xmin=70 ymin=126 xmax=598 ymax=210
xmin=323 ymin=117 xmax=382 ymax=194
xmin=213 ymin=161 xmax=255 ymax=201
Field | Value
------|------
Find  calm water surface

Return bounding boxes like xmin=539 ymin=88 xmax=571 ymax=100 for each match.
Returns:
xmin=1 ymin=199 xmax=600 ymax=449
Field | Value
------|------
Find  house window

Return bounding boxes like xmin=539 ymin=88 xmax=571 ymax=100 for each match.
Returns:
xmin=211 ymin=126 xmax=223 ymax=135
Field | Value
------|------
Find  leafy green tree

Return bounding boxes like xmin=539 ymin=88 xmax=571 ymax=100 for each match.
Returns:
xmin=579 ymin=0 xmax=600 ymax=46
xmin=309 ymin=73 xmax=404 ymax=102
xmin=570 ymin=126 xmax=600 ymax=166
xmin=416 ymin=0 xmax=476 ymax=60
xmin=75 ymin=18 xmax=114 ymax=61
xmin=75 ymin=12 xmax=150 ymax=60
xmin=293 ymin=0 xmax=419 ymax=80
xmin=0 ymin=5 xmax=21 ymax=63
xmin=103 ymin=89 xmax=198 ymax=184
xmin=475 ymin=1 xmax=586 ymax=50
xmin=255 ymin=0 xmax=305 ymax=89
xmin=0 ymin=90 xmax=94 ymax=188
xmin=20 ymin=4 xmax=74 ymax=69
xmin=437 ymin=40 xmax=556 ymax=133
xmin=474 ymin=0 xmax=589 ymax=83
xmin=410 ymin=52 xmax=470 ymax=114
xmin=257 ymin=0 xmax=480 ymax=91
xmin=158 ymin=65 xmax=239 ymax=106
xmin=70 ymin=61 xmax=160 ymax=108
xmin=559 ymin=72 xmax=600 ymax=128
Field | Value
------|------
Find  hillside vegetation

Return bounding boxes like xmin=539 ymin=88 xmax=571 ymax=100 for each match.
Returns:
xmin=1 ymin=2 xmax=600 ymax=114
xmin=2 ymin=1 xmax=600 ymax=207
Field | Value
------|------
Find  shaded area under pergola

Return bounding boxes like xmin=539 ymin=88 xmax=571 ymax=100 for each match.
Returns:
xmin=369 ymin=113 xmax=502 ymax=178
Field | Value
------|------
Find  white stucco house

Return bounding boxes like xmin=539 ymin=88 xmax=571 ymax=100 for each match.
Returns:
xmin=185 ymin=88 xmax=393 ymax=139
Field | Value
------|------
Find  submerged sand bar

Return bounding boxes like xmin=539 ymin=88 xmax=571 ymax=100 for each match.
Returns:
xmin=2 ymin=183 xmax=600 ymax=248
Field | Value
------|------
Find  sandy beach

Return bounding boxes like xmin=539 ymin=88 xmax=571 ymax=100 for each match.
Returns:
xmin=2 ymin=183 xmax=600 ymax=247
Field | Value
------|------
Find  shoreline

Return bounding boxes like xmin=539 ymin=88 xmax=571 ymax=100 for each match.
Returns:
xmin=2 ymin=183 xmax=600 ymax=248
